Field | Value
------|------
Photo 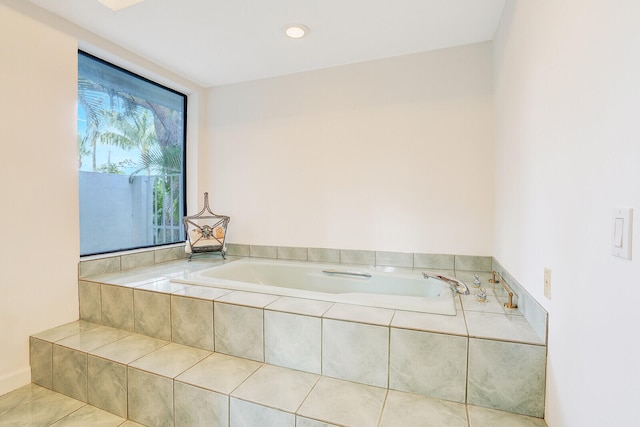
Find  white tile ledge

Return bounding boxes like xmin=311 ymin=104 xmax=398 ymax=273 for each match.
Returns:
xmin=82 ymin=258 xmax=544 ymax=345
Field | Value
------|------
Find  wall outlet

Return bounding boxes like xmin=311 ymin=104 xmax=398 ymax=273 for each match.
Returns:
xmin=543 ymin=268 xmax=552 ymax=299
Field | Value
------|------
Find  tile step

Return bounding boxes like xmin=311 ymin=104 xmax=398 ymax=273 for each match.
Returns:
xmin=29 ymin=320 xmax=547 ymax=426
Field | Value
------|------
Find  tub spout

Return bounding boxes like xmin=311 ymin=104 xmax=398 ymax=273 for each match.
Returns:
xmin=422 ymin=272 xmax=470 ymax=295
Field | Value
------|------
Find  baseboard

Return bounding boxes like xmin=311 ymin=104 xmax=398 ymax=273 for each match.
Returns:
xmin=0 ymin=367 xmax=31 ymax=397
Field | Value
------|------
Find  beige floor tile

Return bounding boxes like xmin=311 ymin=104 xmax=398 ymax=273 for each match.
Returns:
xmin=56 ymin=325 xmax=131 ymax=353
xmin=0 ymin=384 xmax=84 ymax=425
xmin=49 ymin=404 xmax=126 ymax=426
xmin=176 ymin=352 xmax=262 ymax=394
xmin=379 ymin=390 xmax=468 ymax=427
xmin=31 ymin=320 xmax=100 ymax=343
xmin=128 ymin=342 xmax=210 ymax=378
xmin=231 ymin=364 xmax=319 ymax=412
xmin=89 ymin=333 xmax=169 ymax=364
xmin=468 ymin=405 xmax=548 ymax=427
xmin=297 ymin=377 xmax=387 ymax=427
xmin=323 ymin=303 xmax=394 ymax=326
xmin=391 ymin=309 xmax=468 ymax=336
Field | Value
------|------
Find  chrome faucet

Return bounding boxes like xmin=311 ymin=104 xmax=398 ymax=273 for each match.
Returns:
xmin=422 ymin=272 xmax=470 ymax=295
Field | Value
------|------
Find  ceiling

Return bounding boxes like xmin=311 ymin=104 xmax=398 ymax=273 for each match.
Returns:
xmin=29 ymin=0 xmax=506 ymax=88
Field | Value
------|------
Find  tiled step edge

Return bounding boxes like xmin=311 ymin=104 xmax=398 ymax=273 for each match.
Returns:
xmin=30 ymin=320 xmax=546 ymax=424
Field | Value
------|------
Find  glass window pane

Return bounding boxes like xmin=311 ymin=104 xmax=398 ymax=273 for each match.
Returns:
xmin=78 ymin=51 xmax=186 ymax=256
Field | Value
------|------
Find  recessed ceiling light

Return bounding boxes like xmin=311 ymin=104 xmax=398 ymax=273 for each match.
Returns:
xmin=98 ymin=0 xmax=144 ymax=12
xmin=285 ymin=24 xmax=309 ymax=39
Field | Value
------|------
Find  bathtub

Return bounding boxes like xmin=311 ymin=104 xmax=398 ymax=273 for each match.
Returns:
xmin=173 ymin=258 xmax=457 ymax=315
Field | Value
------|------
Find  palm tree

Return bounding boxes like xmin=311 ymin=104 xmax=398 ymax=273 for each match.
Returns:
xmin=78 ymin=76 xmax=106 ymax=171
xmin=77 ymin=135 xmax=90 ymax=169
xmin=78 ymin=76 xmax=184 ymax=174
xmin=101 ymin=104 xmax=183 ymax=243
xmin=78 ymin=72 xmax=185 ymax=244
xmin=99 ymin=107 xmax=160 ymax=178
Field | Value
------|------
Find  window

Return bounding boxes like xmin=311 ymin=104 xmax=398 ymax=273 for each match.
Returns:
xmin=78 ymin=51 xmax=187 ymax=256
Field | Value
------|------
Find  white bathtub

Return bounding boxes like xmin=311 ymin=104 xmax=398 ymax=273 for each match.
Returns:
xmin=173 ymin=258 xmax=457 ymax=315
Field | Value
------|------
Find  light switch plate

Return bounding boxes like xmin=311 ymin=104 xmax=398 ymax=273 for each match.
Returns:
xmin=612 ymin=208 xmax=633 ymax=259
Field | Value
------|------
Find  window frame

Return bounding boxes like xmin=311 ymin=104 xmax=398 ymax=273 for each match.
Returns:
xmin=78 ymin=50 xmax=188 ymax=257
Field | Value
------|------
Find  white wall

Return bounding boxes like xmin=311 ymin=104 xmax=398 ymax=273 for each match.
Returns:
xmin=208 ymin=43 xmax=494 ymax=255
xmin=0 ymin=3 xmax=78 ymax=395
xmin=0 ymin=0 xmax=206 ymax=396
xmin=493 ymin=1 xmax=640 ymax=426
xmin=8 ymin=1 xmax=638 ymax=422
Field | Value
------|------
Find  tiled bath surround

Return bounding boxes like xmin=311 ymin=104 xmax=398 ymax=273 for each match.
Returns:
xmin=223 ymin=243 xmax=494 ymax=273
xmin=68 ymin=248 xmax=548 ymax=421
xmin=76 ymin=243 xmax=545 ymax=341
xmin=78 ymin=245 xmax=186 ymax=277
xmin=28 ymin=244 xmax=548 ymax=424
xmin=491 ymin=259 xmax=548 ymax=342
xmin=78 ymin=242 xmax=493 ymax=277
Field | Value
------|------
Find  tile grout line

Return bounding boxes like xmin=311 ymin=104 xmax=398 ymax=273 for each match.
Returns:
xmin=376 ymin=389 xmax=390 ymax=427
xmin=212 ymin=300 xmax=216 ymax=354
xmin=293 ymin=375 xmax=322 ymax=421
xmin=172 ymin=377 xmax=176 ymax=427
xmin=320 ymin=316 xmax=324 ymax=378
xmin=462 ymin=305 xmax=471 ymax=415
xmin=387 ymin=311 xmax=396 ymax=394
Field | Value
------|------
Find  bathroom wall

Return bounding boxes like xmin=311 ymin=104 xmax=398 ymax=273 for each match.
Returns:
xmin=206 ymin=42 xmax=494 ymax=256
xmin=493 ymin=1 xmax=640 ymax=426
xmin=9 ymin=2 xmax=640 ymax=424
xmin=0 ymin=0 xmax=206 ymax=395
xmin=0 ymin=3 xmax=78 ymax=395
